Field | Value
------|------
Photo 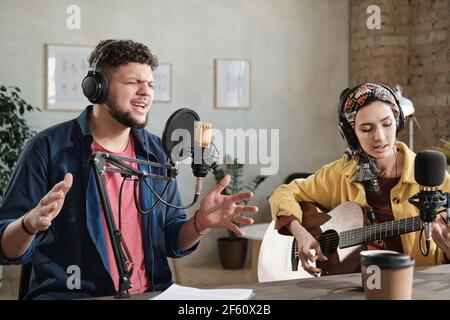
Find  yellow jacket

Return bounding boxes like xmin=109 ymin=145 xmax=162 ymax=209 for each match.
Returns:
xmin=269 ymin=141 xmax=450 ymax=266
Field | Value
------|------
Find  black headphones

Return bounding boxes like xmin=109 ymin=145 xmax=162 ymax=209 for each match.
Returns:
xmin=81 ymin=40 xmax=118 ymax=104
xmin=337 ymin=83 xmax=405 ymax=149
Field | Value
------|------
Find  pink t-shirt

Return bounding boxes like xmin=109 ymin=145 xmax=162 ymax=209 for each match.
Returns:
xmin=92 ymin=134 xmax=150 ymax=294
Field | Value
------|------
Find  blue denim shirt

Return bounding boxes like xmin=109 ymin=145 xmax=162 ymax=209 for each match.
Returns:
xmin=0 ymin=106 xmax=197 ymax=299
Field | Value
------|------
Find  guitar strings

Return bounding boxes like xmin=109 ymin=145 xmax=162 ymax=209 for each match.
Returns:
xmin=293 ymin=217 xmax=422 ymax=253
xmin=310 ymin=217 xmax=422 ymax=248
xmin=321 ymin=219 xmax=421 ymax=244
xmin=320 ymin=225 xmax=422 ymax=249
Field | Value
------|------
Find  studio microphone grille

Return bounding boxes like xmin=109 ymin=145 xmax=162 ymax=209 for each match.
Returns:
xmin=414 ymin=150 xmax=446 ymax=187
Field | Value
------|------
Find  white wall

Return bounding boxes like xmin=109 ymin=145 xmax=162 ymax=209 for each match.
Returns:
xmin=0 ymin=0 xmax=349 ymax=265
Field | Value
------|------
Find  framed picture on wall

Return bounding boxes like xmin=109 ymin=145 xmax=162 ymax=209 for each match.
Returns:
xmin=214 ymin=59 xmax=251 ymax=109
xmin=153 ymin=63 xmax=171 ymax=102
xmin=45 ymin=43 xmax=93 ymax=111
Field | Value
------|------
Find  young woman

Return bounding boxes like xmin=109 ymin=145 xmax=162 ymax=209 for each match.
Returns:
xmin=269 ymin=82 xmax=450 ymax=276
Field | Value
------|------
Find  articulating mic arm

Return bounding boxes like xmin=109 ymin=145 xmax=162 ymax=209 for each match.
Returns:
xmin=89 ymin=152 xmax=178 ymax=298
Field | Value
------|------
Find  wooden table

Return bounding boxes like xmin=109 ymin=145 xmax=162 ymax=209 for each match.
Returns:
xmin=97 ymin=264 xmax=450 ymax=300
xmin=229 ymin=264 xmax=450 ymax=299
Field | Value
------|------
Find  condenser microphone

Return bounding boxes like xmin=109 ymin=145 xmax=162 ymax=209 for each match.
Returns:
xmin=161 ymin=108 xmax=218 ymax=197
xmin=192 ymin=120 xmax=216 ymax=178
xmin=409 ymin=150 xmax=448 ymax=256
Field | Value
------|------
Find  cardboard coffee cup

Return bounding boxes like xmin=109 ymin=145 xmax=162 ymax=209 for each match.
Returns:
xmin=360 ymin=250 xmax=415 ymax=300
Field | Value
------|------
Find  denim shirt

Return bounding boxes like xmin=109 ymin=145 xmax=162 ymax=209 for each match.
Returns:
xmin=0 ymin=106 xmax=197 ymax=299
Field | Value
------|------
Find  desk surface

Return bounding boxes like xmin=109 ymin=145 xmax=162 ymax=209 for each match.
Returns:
xmin=99 ymin=264 xmax=450 ymax=300
xmin=223 ymin=264 xmax=450 ymax=300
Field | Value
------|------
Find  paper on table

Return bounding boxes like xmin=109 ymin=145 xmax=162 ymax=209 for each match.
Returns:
xmin=151 ymin=284 xmax=254 ymax=300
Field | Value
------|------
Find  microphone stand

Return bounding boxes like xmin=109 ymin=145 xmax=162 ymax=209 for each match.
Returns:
xmin=409 ymin=189 xmax=450 ymax=256
xmin=90 ymin=152 xmax=178 ymax=298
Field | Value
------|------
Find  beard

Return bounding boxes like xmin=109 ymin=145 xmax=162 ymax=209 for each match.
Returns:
xmin=106 ymin=100 xmax=148 ymax=129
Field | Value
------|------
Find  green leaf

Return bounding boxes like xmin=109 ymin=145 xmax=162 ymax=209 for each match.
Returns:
xmin=0 ymin=85 xmax=38 ymax=195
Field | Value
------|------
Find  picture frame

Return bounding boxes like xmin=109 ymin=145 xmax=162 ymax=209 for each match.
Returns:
xmin=45 ymin=43 xmax=93 ymax=111
xmin=153 ymin=63 xmax=172 ymax=102
xmin=214 ymin=59 xmax=251 ymax=109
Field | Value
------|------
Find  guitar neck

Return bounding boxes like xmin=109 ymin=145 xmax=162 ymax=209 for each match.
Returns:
xmin=339 ymin=216 xmax=423 ymax=248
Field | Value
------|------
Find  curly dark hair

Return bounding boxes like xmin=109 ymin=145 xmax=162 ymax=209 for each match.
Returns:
xmin=88 ymin=39 xmax=158 ymax=71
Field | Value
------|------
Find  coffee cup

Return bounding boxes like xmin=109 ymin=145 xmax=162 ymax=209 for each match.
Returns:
xmin=360 ymin=250 xmax=415 ymax=300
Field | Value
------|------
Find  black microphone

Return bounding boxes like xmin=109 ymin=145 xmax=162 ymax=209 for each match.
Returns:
xmin=161 ymin=108 xmax=218 ymax=196
xmin=192 ymin=121 xmax=218 ymax=178
xmin=409 ymin=150 xmax=449 ymax=256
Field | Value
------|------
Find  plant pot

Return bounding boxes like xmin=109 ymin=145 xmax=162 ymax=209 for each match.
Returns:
xmin=217 ymin=237 xmax=248 ymax=270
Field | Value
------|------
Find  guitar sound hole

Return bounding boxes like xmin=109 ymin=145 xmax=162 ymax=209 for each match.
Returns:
xmin=319 ymin=230 xmax=339 ymax=255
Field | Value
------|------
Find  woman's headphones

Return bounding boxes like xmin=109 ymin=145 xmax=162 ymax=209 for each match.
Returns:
xmin=337 ymin=83 xmax=405 ymax=149
xmin=81 ymin=40 xmax=118 ymax=104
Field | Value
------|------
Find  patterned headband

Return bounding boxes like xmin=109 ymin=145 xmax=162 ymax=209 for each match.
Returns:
xmin=341 ymin=83 xmax=401 ymax=129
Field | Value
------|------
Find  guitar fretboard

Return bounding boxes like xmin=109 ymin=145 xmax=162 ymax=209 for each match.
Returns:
xmin=339 ymin=216 xmax=422 ymax=248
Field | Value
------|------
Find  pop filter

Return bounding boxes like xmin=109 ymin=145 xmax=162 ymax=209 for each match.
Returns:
xmin=162 ymin=108 xmax=200 ymax=163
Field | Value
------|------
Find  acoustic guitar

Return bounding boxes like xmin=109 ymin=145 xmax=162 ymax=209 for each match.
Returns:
xmin=290 ymin=202 xmax=423 ymax=276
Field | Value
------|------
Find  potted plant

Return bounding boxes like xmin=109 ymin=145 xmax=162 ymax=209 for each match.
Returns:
xmin=212 ymin=158 xmax=267 ymax=269
xmin=0 ymin=85 xmax=38 ymax=288
xmin=0 ymin=86 xmax=39 ymax=198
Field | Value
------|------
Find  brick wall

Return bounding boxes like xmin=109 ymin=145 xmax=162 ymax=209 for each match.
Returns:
xmin=350 ymin=0 xmax=450 ymax=151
